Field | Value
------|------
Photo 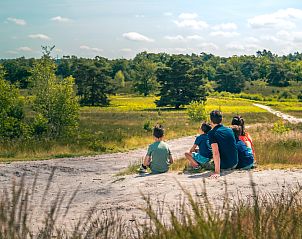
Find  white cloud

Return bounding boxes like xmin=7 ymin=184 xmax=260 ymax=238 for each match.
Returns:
xmin=122 ymin=32 xmax=154 ymax=42
xmin=212 ymin=23 xmax=237 ymax=31
xmin=135 ymin=14 xmax=145 ymax=18
xmin=120 ymin=48 xmax=132 ymax=52
xmin=7 ymin=17 xmax=26 ymax=26
xmin=226 ymin=43 xmax=259 ymax=51
xmin=28 ymin=34 xmax=50 ymax=40
xmin=178 ymin=13 xmax=198 ymax=19
xmin=51 ymin=16 xmax=71 ymax=22
xmin=164 ymin=35 xmax=203 ymax=41
xmin=248 ymin=8 xmax=302 ymax=29
xmin=198 ymin=42 xmax=219 ymax=50
xmin=187 ymin=35 xmax=204 ymax=40
xmin=245 ymin=37 xmax=260 ymax=43
xmin=164 ymin=35 xmax=185 ymax=41
xmin=80 ymin=45 xmax=103 ymax=53
xmin=174 ymin=13 xmax=208 ymax=30
xmin=293 ymin=32 xmax=302 ymax=42
xmin=260 ymin=36 xmax=282 ymax=43
xmin=163 ymin=12 xmax=173 ymax=17
xmin=210 ymin=31 xmax=240 ymax=38
xmin=174 ymin=19 xmax=208 ymax=30
xmin=18 ymin=47 xmax=33 ymax=52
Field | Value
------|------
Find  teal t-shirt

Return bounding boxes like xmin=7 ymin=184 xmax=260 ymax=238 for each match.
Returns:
xmin=147 ymin=141 xmax=171 ymax=173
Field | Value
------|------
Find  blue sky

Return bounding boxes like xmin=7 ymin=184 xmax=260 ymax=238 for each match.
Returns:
xmin=1 ymin=0 xmax=302 ymax=59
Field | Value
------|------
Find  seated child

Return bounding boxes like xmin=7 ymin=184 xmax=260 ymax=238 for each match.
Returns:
xmin=185 ymin=122 xmax=213 ymax=168
xmin=231 ymin=125 xmax=254 ymax=170
xmin=138 ymin=125 xmax=174 ymax=174
xmin=231 ymin=116 xmax=255 ymax=158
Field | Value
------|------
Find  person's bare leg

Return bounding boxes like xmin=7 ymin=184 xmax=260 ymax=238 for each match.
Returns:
xmin=185 ymin=152 xmax=199 ymax=168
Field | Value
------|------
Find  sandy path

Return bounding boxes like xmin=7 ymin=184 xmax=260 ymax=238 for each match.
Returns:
xmin=0 ymin=105 xmax=302 ymax=230
xmin=254 ymin=103 xmax=302 ymax=123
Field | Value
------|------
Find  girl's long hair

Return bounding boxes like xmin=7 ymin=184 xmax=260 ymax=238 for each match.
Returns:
xmin=231 ymin=116 xmax=245 ymax=136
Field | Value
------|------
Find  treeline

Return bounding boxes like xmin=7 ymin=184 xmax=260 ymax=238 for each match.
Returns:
xmin=1 ymin=50 xmax=302 ymax=108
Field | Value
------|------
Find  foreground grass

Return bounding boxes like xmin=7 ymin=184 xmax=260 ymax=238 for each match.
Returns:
xmin=2 ymin=176 xmax=302 ymax=238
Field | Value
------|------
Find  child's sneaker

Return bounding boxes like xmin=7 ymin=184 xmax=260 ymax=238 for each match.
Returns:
xmin=137 ymin=165 xmax=147 ymax=173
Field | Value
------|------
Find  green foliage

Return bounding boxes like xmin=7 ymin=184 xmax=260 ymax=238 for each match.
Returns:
xmin=215 ymin=60 xmax=246 ymax=93
xmin=114 ymin=70 xmax=125 ymax=88
xmin=0 ymin=65 xmax=25 ymax=139
xmin=75 ymin=57 xmax=115 ymax=106
xmin=131 ymin=55 xmax=159 ymax=96
xmin=187 ymin=101 xmax=207 ymax=122
xmin=30 ymin=48 xmax=79 ymax=138
xmin=298 ymin=92 xmax=302 ymax=102
xmin=272 ymin=120 xmax=291 ymax=134
xmin=143 ymin=120 xmax=152 ymax=132
xmin=156 ymin=55 xmax=207 ymax=109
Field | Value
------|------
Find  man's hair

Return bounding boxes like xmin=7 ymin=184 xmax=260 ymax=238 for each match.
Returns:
xmin=231 ymin=115 xmax=245 ymax=136
xmin=153 ymin=124 xmax=165 ymax=138
xmin=210 ymin=110 xmax=223 ymax=124
xmin=201 ymin=122 xmax=212 ymax=134
xmin=230 ymin=125 xmax=241 ymax=139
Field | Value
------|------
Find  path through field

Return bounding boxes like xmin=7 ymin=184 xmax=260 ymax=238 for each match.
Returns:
xmin=254 ymin=103 xmax=302 ymax=123
xmin=0 ymin=106 xmax=302 ymax=231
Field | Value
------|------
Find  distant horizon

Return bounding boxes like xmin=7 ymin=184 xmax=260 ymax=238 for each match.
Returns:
xmin=1 ymin=48 xmax=302 ymax=60
xmin=1 ymin=0 xmax=302 ymax=59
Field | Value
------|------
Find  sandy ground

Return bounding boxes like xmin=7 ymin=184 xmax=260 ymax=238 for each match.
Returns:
xmin=0 ymin=104 xmax=301 ymax=230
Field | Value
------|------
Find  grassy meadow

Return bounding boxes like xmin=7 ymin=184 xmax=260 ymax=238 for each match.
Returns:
xmin=1 ymin=95 xmax=302 ymax=167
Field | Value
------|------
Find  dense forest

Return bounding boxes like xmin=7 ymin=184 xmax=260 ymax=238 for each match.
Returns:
xmin=1 ymin=50 xmax=302 ymax=108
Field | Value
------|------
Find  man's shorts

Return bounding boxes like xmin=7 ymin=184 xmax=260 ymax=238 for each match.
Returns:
xmin=192 ymin=152 xmax=210 ymax=165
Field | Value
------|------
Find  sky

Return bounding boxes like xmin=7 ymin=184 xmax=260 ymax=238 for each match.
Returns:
xmin=1 ymin=0 xmax=302 ymax=59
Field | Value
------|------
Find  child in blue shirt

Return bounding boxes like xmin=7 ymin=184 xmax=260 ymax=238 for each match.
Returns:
xmin=185 ymin=122 xmax=213 ymax=168
xmin=231 ymin=125 xmax=254 ymax=170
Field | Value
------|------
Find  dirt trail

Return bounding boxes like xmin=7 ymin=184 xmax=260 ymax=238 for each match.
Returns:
xmin=0 ymin=106 xmax=302 ymax=229
xmin=254 ymin=103 xmax=302 ymax=123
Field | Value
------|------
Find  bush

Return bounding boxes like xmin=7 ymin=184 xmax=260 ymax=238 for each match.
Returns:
xmin=272 ymin=120 xmax=291 ymax=134
xmin=30 ymin=48 xmax=80 ymax=138
xmin=0 ymin=65 xmax=25 ymax=139
xmin=187 ymin=101 xmax=207 ymax=122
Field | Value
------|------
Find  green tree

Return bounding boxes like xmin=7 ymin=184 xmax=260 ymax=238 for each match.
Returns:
xmin=75 ymin=57 xmax=115 ymax=106
xmin=156 ymin=55 xmax=207 ymax=109
xmin=215 ymin=62 xmax=245 ymax=93
xmin=30 ymin=47 xmax=79 ymax=138
xmin=267 ymin=62 xmax=289 ymax=87
xmin=114 ymin=70 xmax=125 ymax=88
xmin=0 ymin=65 xmax=24 ymax=139
xmin=131 ymin=58 xmax=159 ymax=96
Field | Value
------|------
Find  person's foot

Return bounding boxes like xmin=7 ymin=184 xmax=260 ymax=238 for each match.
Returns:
xmin=137 ymin=165 xmax=147 ymax=173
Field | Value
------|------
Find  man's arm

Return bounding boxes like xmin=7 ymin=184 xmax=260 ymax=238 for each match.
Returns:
xmin=210 ymin=143 xmax=220 ymax=179
xmin=189 ymin=144 xmax=198 ymax=153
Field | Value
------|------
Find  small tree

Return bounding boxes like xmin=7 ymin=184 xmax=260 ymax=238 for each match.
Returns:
xmin=0 ymin=65 xmax=24 ymax=139
xmin=114 ymin=70 xmax=125 ymax=88
xmin=187 ymin=101 xmax=207 ymax=122
xmin=30 ymin=47 xmax=79 ymax=138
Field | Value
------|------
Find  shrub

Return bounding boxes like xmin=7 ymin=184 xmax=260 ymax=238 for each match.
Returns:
xmin=0 ymin=65 xmax=25 ymax=139
xmin=30 ymin=47 xmax=80 ymax=138
xmin=272 ymin=120 xmax=291 ymax=134
xmin=187 ymin=101 xmax=207 ymax=122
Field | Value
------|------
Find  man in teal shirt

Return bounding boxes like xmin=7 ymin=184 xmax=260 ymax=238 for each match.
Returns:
xmin=208 ymin=110 xmax=238 ymax=179
xmin=139 ymin=125 xmax=174 ymax=174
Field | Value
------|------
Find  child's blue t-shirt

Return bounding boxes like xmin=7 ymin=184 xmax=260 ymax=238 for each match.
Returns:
xmin=194 ymin=134 xmax=213 ymax=159
xmin=236 ymin=139 xmax=254 ymax=169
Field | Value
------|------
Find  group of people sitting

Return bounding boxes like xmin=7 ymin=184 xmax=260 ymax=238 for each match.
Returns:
xmin=138 ymin=110 xmax=255 ymax=179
